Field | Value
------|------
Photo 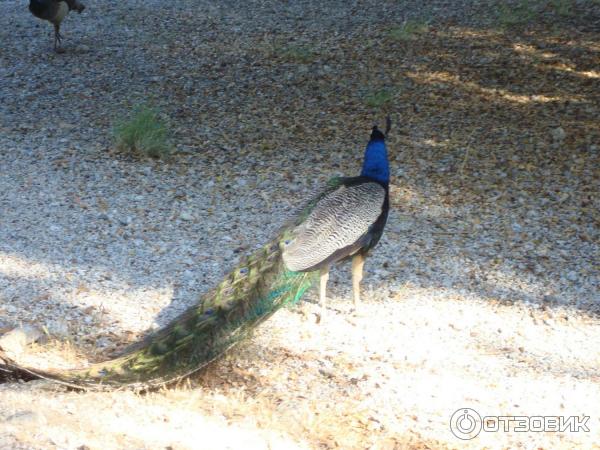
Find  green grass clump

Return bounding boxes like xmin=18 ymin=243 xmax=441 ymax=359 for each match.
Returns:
xmin=364 ymin=89 xmax=394 ymax=108
xmin=496 ymin=1 xmax=537 ymax=28
xmin=113 ymin=106 xmax=171 ymax=159
xmin=276 ymin=45 xmax=316 ymax=63
xmin=388 ymin=20 xmax=429 ymax=41
xmin=495 ymin=0 xmax=579 ymax=29
xmin=549 ymin=0 xmax=573 ymax=17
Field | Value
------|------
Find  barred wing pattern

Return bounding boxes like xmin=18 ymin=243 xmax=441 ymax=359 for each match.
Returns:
xmin=282 ymin=182 xmax=386 ymax=272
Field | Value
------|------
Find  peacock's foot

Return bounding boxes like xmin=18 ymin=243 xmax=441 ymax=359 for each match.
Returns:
xmin=54 ymin=31 xmax=64 ymax=53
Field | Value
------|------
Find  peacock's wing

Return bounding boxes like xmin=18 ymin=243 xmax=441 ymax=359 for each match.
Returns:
xmin=282 ymin=179 xmax=386 ymax=272
xmin=279 ymin=177 xmax=347 ymax=228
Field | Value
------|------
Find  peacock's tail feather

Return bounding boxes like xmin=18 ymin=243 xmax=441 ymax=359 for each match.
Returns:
xmin=0 ymin=233 xmax=316 ymax=390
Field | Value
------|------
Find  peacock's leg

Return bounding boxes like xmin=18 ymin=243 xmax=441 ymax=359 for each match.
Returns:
xmin=319 ymin=266 xmax=330 ymax=320
xmin=351 ymin=254 xmax=365 ymax=307
xmin=53 ymin=24 xmax=64 ymax=53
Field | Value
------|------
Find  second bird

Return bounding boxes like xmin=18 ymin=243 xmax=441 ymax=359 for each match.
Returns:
xmin=29 ymin=0 xmax=85 ymax=52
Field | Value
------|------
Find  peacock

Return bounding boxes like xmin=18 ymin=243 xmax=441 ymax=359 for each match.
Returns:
xmin=29 ymin=0 xmax=85 ymax=53
xmin=283 ymin=119 xmax=391 ymax=318
xmin=0 ymin=120 xmax=391 ymax=390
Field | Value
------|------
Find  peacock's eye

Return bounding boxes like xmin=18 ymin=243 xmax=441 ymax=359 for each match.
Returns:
xmin=239 ymin=267 xmax=248 ymax=274
xmin=284 ymin=240 xmax=291 ymax=246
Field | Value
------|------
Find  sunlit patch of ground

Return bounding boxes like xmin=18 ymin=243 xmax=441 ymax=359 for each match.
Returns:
xmin=1 ymin=292 xmax=599 ymax=448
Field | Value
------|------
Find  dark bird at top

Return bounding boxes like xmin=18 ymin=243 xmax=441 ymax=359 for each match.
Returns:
xmin=282 ymin=117 xmax=391 ymax=319
xmin=29 ymin=0 xmax=85 ymax=52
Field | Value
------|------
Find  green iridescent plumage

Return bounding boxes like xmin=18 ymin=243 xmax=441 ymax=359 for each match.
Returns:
xmin=0 ymin=233 xmax=316 ymax=390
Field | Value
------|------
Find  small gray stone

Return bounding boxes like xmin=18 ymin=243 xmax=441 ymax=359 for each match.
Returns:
xmin=551 ymin=127 xmax=566 ymax=142
xmin=180 ymin=211 xmax=194 ymax=221
xmin=565 ymin=271 xmax=578 ymax=281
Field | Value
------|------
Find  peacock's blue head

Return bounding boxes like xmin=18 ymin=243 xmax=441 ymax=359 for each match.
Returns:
xmin=360 ymin=126 xmax=390 ymax=184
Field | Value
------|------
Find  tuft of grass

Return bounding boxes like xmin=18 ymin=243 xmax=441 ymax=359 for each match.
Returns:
xmin=113 ymin=106 xmax=171 ymax=159
xmin=496 ymin=1 xmax=537 ymax=28
xmin=387 ymin=20 xmax=429 ymax=41
xmin=275 ymin=44 xmax=317 ymax=63
xmin=364 ymin=89 xmax=394 ymax=108
xmin=549 ymin=0 xmax=573 ymax=17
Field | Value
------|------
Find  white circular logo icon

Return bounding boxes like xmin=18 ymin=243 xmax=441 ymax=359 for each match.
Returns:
xmin=450 ymin=408 xmax=482 ymax=440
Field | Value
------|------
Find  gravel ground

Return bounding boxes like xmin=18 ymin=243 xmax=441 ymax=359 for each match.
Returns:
xmin=1 ymin=0 xmax=600 ymax=448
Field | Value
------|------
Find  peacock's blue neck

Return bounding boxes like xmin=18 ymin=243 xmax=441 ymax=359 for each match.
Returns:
xmin=360 ymin=137 xmax=389 ymax=185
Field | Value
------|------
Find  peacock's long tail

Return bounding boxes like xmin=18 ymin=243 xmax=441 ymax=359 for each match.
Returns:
xmin=0 ymin=234 xmax=316 ymax=390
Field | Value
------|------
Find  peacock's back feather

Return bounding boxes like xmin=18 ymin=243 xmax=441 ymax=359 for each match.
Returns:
xmin=282 ymin=179 xmax=387 ymax=272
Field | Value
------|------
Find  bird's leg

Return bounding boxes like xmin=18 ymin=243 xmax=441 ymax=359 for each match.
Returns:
xmin=351 ymin=254 xmax=365 ymax=308
xmin=53 ymin=23 xmax=64 ymax=53
xmin=318 ymin=266 xmax=330 ymax=322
